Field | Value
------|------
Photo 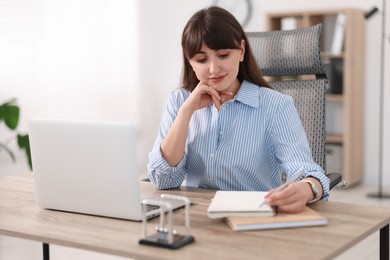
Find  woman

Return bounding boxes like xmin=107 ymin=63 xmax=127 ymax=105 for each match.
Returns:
xmin=147 ymin=6 xmax=329 ymax=213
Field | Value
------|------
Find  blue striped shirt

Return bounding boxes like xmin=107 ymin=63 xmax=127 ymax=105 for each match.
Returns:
xmin=147 ymin=80 xmax=329 ymax=200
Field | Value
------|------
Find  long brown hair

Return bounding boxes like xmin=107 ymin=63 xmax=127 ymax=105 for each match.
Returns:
xmin=180 ymin=6 xmax=272 ymax=91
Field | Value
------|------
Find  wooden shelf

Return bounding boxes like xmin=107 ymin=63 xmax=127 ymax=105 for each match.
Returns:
xmin=326 ymin=134 xmax=343 ymax=143
xmin=267 ymin=9 xmax=365 ymax=187
xmin=321 ymin=52 xmax=344 ymax=59
xmin=326 ymin=94 xmax=343 ymax=102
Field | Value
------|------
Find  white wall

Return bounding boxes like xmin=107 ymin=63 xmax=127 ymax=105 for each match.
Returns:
xmin=1 ymin=0 xmax=389 ymax=186
xmin=0 ymin=0 xmax=139 ymax=176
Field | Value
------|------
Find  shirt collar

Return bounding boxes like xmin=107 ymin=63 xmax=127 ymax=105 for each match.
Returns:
xmin=234 ymin=80 xmax=260 ymax=108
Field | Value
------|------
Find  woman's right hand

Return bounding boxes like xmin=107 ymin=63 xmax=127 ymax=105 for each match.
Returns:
xmin=160 ymin=82 xmax=233 ymax=166
xmin=181 ymin=82 xmax=233 ymax=112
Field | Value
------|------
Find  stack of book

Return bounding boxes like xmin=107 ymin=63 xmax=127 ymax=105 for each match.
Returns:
xmin=207 ymin=191 xmax=327 ymax=231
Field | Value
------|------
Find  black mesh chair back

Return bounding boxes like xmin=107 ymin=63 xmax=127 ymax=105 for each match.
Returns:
xmin=247 ymin=24 xmax=341 ymax=189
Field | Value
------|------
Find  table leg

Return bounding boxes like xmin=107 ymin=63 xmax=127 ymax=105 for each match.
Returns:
xmin=380 ymin=224 xmax=389 ymax=260
xmin=43 ymin=243 xmax=50 ymax=260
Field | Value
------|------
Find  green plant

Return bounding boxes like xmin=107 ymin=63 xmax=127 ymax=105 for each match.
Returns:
xmin=0 ymin=99 xmax=32 ymax=170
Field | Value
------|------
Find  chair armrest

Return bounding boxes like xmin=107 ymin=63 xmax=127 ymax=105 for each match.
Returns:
xmin=141 ymin=177 xmax=151 ymax=182
xmin=327 ymin=172 xmax=343 ymax=190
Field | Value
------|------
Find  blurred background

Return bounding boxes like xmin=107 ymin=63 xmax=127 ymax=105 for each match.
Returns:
xmin=0 ymin=0 xmax=389 ymax=187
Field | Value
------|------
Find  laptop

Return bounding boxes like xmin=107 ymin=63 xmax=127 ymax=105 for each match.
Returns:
xmin=28 ymin=118 xmax=186 ymax=221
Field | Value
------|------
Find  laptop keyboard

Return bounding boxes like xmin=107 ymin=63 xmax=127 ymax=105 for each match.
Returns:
xmin=145 ymin=204 xmax=160 ymax=212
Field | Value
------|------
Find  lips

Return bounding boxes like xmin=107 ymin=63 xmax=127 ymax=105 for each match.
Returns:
xmin=209 ymin=75 xmax=226 ymax=83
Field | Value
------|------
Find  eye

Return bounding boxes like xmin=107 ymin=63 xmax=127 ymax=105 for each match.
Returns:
xmin=219 ymin=53 xmax=229 ymax=59
xmin=192 ymin=54 xmax=207 ymax=64
xmin=196 ymin=58 xmax=207 ymax=63
xmin=217 ymin=50 xmax=230 ymax=59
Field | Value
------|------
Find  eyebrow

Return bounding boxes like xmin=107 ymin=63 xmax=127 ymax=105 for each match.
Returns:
xmin=193 ymin=49 xmax=229 ymax=57
xmin=194 ymin=51 xmax=206 ymax=55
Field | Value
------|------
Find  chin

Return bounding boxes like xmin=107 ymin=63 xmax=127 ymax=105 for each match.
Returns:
xmin=211 ymin=85 xmax=227 ymax=92
xmin=209 ymin=81 xmax=231 ymax=91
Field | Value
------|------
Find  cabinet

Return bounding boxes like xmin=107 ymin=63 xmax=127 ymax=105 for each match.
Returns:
xmin=266 ymin=9 xmax=365 ymax=186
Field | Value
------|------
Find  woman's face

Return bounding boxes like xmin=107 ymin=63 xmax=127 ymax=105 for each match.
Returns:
xmin=189 ymin=40 xmax=245 ymax=94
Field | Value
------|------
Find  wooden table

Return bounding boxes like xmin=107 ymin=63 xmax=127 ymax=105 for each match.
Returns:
xmin=0 ymin=174 xmax=389 ymax=260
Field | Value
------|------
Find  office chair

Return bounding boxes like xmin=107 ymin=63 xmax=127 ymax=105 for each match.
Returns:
xmin=247 ymin=24 xmax=342 ymax=190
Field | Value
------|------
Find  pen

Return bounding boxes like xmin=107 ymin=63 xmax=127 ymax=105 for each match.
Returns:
xmin=258 ymin=167 xmax=305 ymax=208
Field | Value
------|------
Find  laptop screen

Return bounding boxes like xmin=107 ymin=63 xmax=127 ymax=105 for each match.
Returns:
xmin=28 ymin=119 xmax=146 ymax=220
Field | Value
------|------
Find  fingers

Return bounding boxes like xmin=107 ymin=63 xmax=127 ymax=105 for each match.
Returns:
xmin=210 ymin=92 xmax=222 ymax=109
xmin=219 ymin=91 xmax=234 ymax=104
xmin=204 ymin=87 xmax=234 ymax=108
xmin=185 ymin=82 xmax=235 ymax=111
xmin=202 ymin=84 xmax=223 ymax=107
xmin=266 ymin=184 xmax=307 ymax=213
xmin=191 ymin=83 xmax=230 ymax=109
xmin=219 ymin=90 xmax=234 ymax=98
xmin=267 ymin=187 xmax=297 ymax=205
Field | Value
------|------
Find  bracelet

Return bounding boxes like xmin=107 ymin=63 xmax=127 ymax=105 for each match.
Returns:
xmin=301 ymin=179 xmax=321 ymax=203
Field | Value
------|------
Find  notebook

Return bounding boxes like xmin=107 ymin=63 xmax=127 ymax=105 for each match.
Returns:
xmin=28 ymin=118 xmax=186 ymax=221
xmin=226 ymin=206 xmax=328 ymax=231
xmin=207 ymin=191 xmax=276 ymax=219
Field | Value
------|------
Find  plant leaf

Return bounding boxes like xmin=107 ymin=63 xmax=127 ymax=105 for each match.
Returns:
xmin=0 ymin=99 xmax=18 ymax=127
xmin=4 ymin=104 xmax=20 ymax=130
xmin=0 ymin=142 xmax=16 ymax=162
xmin=17 ymin=134 xmax=32 ymax=170
xmin=0 ymin=98 xmax=16 ymax=121
xmin=0 ymin=105 xmax=4 ymax=121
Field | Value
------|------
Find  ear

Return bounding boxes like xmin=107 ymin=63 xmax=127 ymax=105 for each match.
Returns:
xmin=240 ymin=39 xmax=245 ymax=61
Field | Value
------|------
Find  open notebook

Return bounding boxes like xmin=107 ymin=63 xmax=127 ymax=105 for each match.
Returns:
xmin=28 ymin=118 xmax=186 ymax=221
xmin=207 ymin=191 xmax=276 ymax=219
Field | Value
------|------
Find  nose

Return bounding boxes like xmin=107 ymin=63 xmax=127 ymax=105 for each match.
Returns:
xmin=209 ymin=59 xmax=220 ymax=74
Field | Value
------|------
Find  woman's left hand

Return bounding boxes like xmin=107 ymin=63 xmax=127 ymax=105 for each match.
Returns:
xmin=264 ymin=181 xmax=313 ymax=213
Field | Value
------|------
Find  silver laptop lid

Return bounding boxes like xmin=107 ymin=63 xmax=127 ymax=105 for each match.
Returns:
xmin=28 ymin=118 xmax=148 ymax=220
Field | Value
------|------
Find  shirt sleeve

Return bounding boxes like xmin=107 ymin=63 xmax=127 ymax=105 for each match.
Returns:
xmin=268 ymin=95 xmax=330 ymax=200
xmin=147 ymin=90 xmax=189 ymax=189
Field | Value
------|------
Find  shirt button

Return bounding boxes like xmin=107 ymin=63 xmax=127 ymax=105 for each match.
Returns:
xmin=210 ymin=153 xmax=214 ymax=157
xmin=219 ymin=131 xmax=223 ymax=135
